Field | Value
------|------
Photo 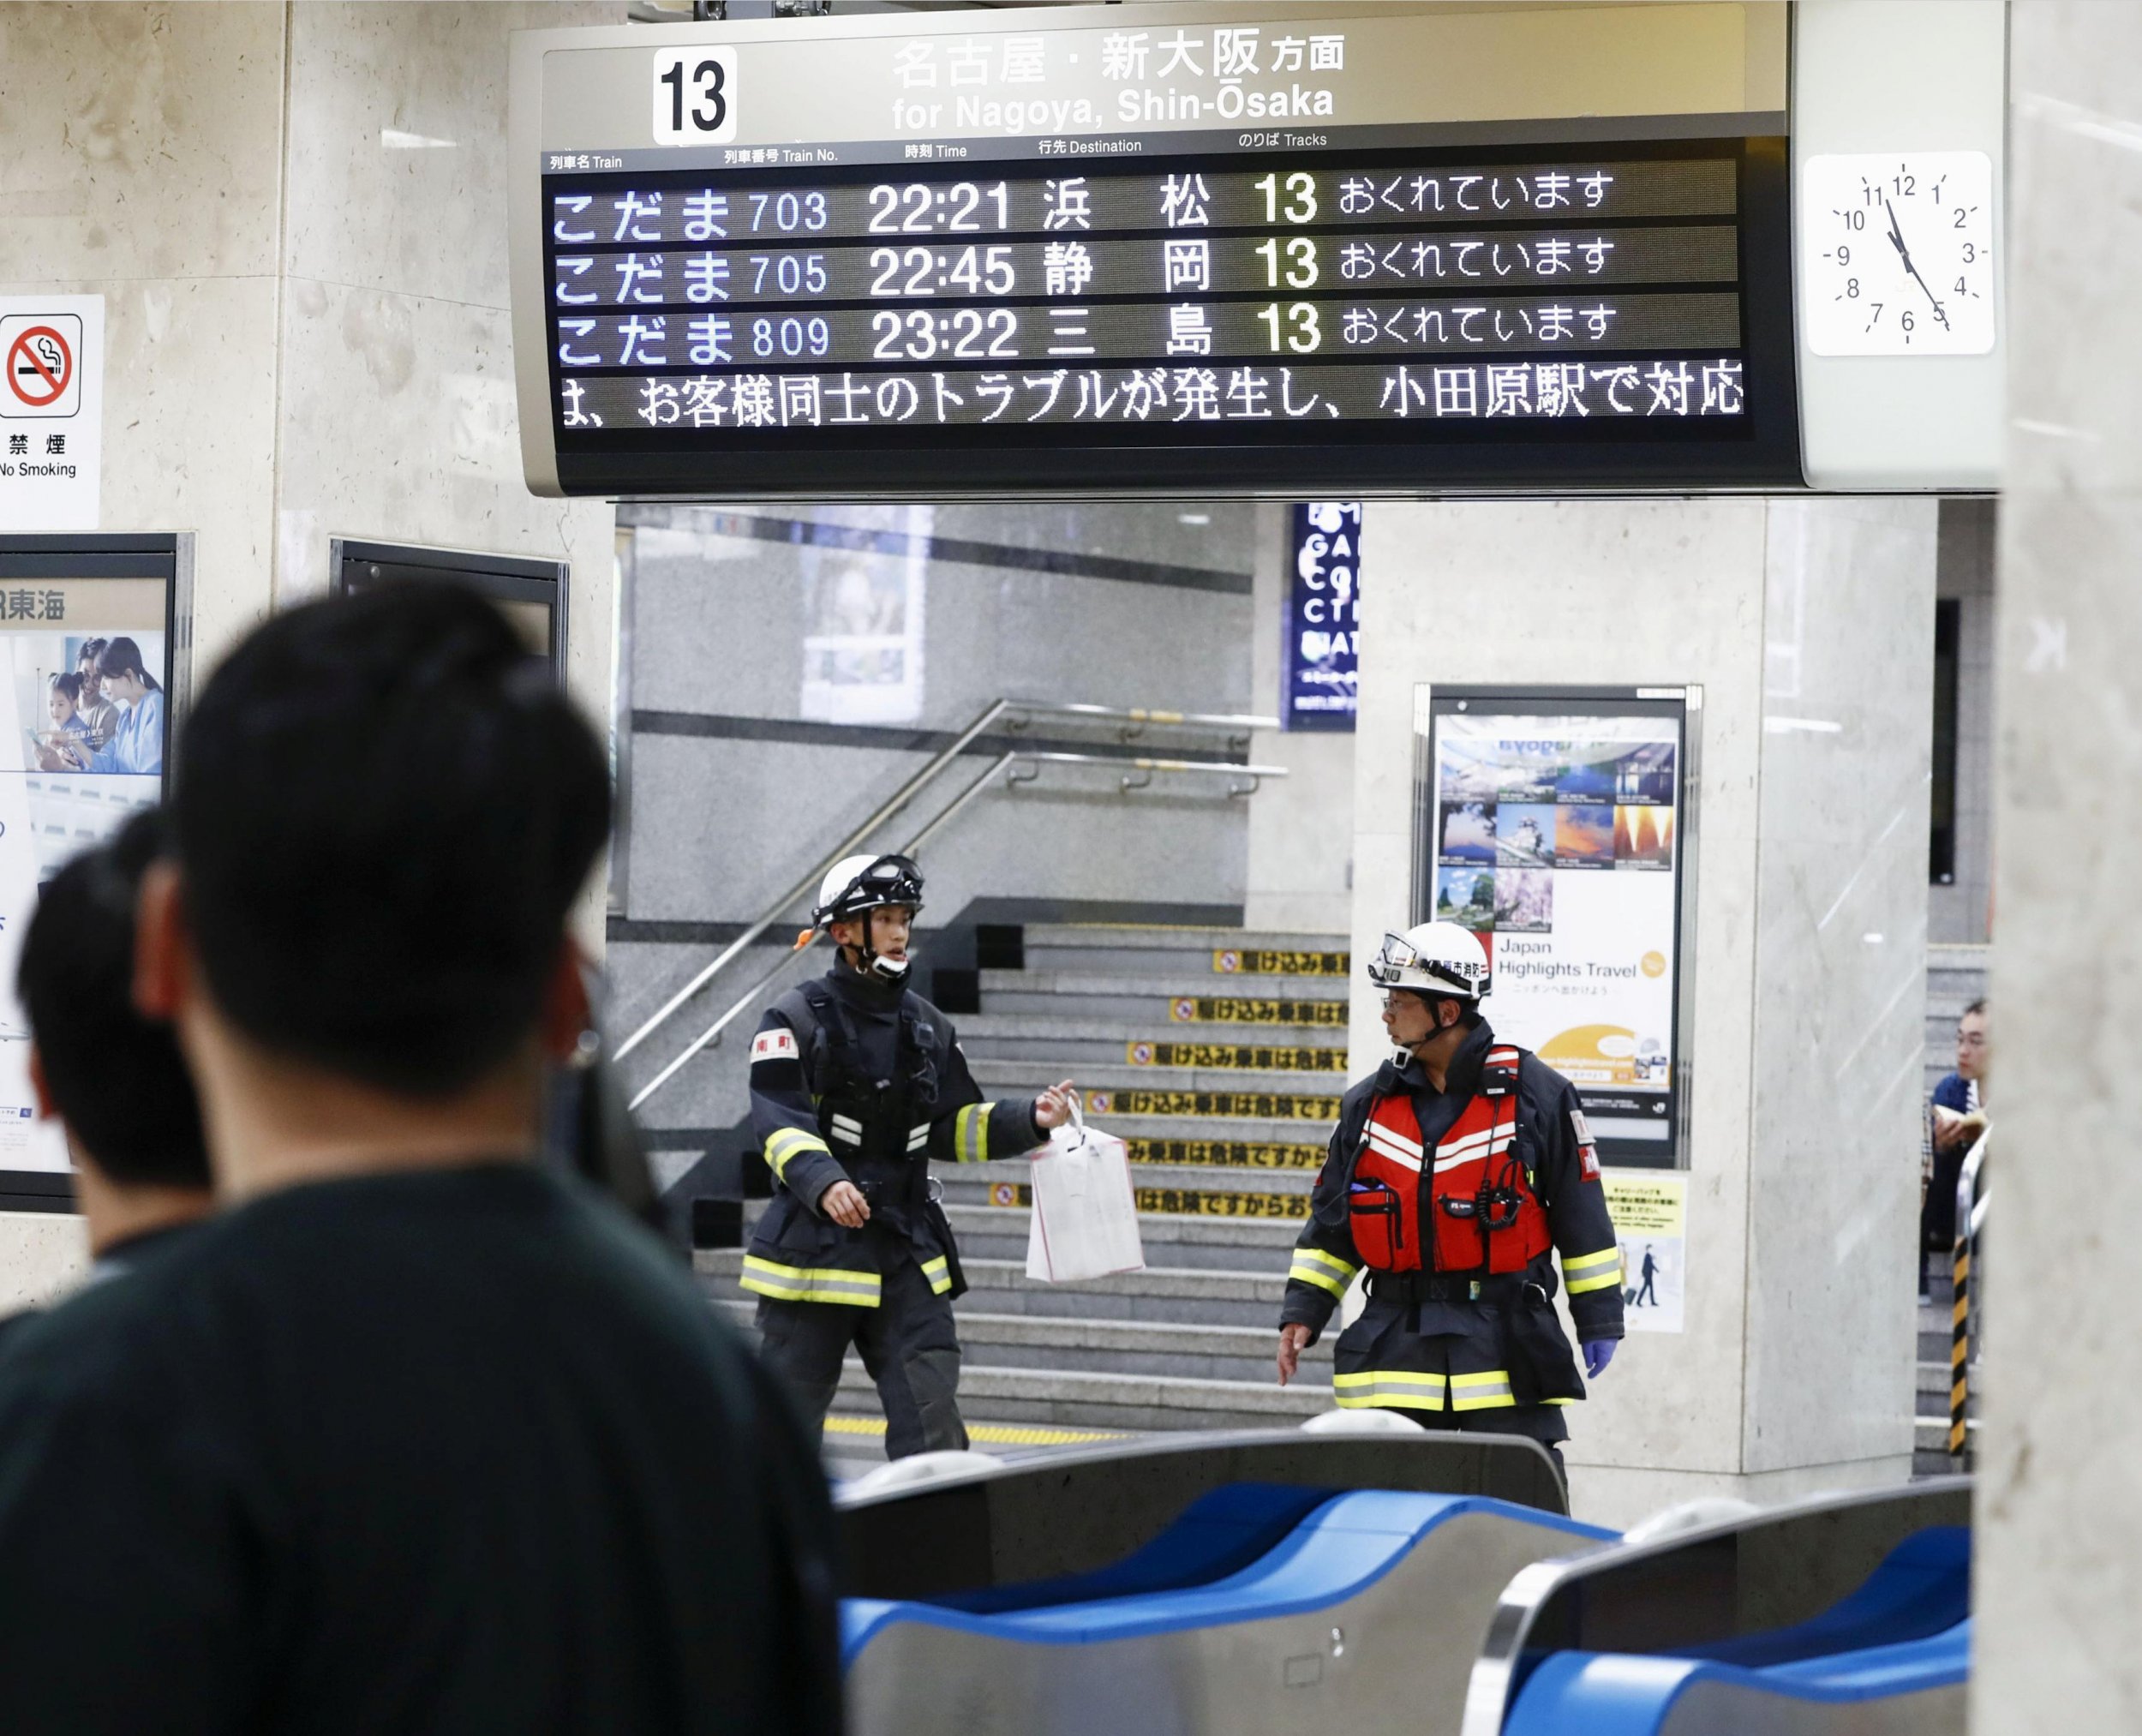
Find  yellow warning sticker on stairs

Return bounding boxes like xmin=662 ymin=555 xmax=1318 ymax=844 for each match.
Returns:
xmin=1170 ymin=996 xmax=1348 ymax=1027
xmin=1128 ymin=1040 xmax=1348 ymax=1072
xmin=1086 ymin=1088 xmax=1343 ymax=1120
xmin=1128 ymin=1138 xmax=1326 ymax=1169
xmin=988 ymin=1184 xmax=1311 ymax=1220
xmin=1212 ymin=948 xmax=1350 ymax=976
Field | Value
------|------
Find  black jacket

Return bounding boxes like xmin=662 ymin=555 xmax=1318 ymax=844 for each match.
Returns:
xmin=742 ymin=964 xmax=1044 ymax=1305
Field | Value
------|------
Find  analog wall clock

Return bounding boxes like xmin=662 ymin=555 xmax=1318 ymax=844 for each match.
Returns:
xmin=1802 ymin=152 xmax=1995 ymax=356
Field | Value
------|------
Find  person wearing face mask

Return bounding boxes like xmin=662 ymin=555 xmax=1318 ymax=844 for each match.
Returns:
xmin=1274 ymin=922 xmax=1624 ymax=1481
xmin=741 ymin=853 xmax=1078 ymax=1458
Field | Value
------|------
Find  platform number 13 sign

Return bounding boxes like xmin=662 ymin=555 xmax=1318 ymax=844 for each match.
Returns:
xmin=652 ymin=46 xmax=737 ymax=146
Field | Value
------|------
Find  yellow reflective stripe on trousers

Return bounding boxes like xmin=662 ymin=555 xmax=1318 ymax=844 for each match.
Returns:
xmin=954 ymin=1102 xmax=990 ymax=1164
xmin=1332 ymin=1369 xmax=1447 ymax=1411
xmin=921 ymin=1256 xmax=952 ymax=1296
xmin=1450 ymin=1370 xmax=1517 ymax=1410
xmin=739 ymin=1256 xmax=882 ymax=1307
xmin=763 ymin=1125 xmax=831 ymax=1186
xmin=1564 ymin=1246 xmax=1624 ymax=1295
xmin=1288 ymin=1253 xmax=1355 ymax=1299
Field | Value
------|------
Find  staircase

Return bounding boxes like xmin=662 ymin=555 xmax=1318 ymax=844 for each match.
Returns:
xmin=694 ymin=923 xmax=1355 ymax=1470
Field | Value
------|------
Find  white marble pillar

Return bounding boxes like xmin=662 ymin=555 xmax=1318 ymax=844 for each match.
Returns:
xmin=1245 ymin=503 xmax=1356 ymax=934
xmin=1355 ymin=496 xmax=1936 ymax=1527
xmin=1973 ymin=5 xmax=2142 ymax=1729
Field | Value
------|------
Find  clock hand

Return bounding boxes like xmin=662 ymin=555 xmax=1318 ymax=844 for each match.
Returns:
xmin=1884 ymin=197 xmax=1952 ymax=328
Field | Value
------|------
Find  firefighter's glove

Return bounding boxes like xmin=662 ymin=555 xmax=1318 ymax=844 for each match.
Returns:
xmin=1581 ymin=1338 xmax=1617 ymax=1380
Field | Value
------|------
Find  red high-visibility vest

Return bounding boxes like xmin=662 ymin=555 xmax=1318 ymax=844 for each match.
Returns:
xmin=1346 ymin=1045 xmax=1552 ymax=1275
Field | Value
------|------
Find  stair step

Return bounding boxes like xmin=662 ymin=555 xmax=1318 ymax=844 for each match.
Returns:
xmin=960 ymin=1033 xmax=1351 ymax=1071
xmin=969 ymin=1059 xmax=1346 ymax=1098
xmin=697 ymin=1248 xmax=1288 ymax=1329
xmin=957 ymin=1010 xmax=1347 ymax=1045
xmin=1120 ymin=1136 xmax=1327 ymax=1170
xmin=1915 ymin=1414 xmax=1977 ymax=1456
xmin=1019 ymin=924 xmax=1349 ymax=954
xmin=1917 ymin=1359 xmax=1983 ymax=1403
xmin=734 ymin=1199 xmax=1304 ymax=1272
xmin=831 ymin=1362 xmax=1335 ymax=1434
xmin=942 ymin=1203 xmax=1301 ymax=1272
xmin=981 ymin=970 xmax=1351 ymax=1001
xmin=718 ymin=1300 xmax=1330 ymax=1383
xmin=1061 ymin=1113 xmax=1340 ymax=1145
xmin=935 ymin=1162 xmax=1316 ymax=1210
xmin=978 ymin=988 xmax=1349 ymax=1023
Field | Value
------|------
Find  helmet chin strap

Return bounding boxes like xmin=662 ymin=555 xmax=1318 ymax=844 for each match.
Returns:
xmin=1396 ymin=997 xmax=1464 ymax=1065
xmin=842 ymin=932 xmax=912 ymax=985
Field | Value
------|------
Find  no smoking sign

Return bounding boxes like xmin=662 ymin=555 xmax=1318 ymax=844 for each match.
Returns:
xmin=0 ymin=314 xmax=82 ymax=418
xmin=0 ymin=296 xmax=103 ymax=530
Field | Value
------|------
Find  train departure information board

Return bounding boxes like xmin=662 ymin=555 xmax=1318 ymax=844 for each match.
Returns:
xmin=511 ymin=3 xmax=1796 ymax=497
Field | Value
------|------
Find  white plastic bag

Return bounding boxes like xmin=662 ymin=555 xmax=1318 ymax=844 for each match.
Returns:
xmin=1024 ymin=1099 xmax=1146 ymax=1283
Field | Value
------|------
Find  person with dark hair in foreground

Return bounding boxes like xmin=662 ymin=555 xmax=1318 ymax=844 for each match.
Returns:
xmin=0 ymin=585 xmax=841 ymax=1735
xmin=16 ymin=808 xmax=212 ymax=1283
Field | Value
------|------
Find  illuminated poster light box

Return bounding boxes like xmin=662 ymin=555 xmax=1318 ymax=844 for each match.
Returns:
xmin=1415 ymin=685 xmax=1698 ymax=1169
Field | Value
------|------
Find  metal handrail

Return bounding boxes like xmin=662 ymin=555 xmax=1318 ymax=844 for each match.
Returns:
xmin=615 ymin=696 xmax=1277 ymax=1104
xmin=1008 ymin=701 xmax=1280 ymax=739
xmin=1948 ymin=1130 xmax=1989 ymax=1461
xmin=622 ymin=749 xmax=1020 ymax=1114
xmin=612 ymin=698 xmax=1014 ymax=1063
xmin=1004 ymin=750 xmax=1289 ymax=796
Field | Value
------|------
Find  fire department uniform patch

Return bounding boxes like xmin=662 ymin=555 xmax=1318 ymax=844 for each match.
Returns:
xmin=751 ymin=1027 xmax=799 ymax=1065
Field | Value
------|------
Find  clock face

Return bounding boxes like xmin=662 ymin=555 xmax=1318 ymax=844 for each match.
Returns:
xmin=1801 ymin=152 xmax=1995 ymax=356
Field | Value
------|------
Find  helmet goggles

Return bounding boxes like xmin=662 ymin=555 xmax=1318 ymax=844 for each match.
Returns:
xmin=814 ymin=853 xmax=925 ymax=930
xmin=1366 ymin=929 xmax=1489 ymax=1000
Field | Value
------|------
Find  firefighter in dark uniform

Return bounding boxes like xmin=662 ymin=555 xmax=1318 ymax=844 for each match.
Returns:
xmin=743 ymin=853 xmax=1077 ymax=1458
xmin=1276 ymin=922 xmax=1624 ymax=1469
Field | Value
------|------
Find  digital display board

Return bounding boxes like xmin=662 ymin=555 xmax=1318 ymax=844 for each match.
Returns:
xmin=511 ymin=3 xmax=1795 ymax=497
xmin=1415 ymin=687 xmax=1693 ymax=1167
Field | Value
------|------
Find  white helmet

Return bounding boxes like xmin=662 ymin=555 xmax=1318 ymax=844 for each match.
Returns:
xmin=1366 ymin=921 xmax=1490 ymax=1002
xmin=811 ymin=853 xmax=924 ymax=983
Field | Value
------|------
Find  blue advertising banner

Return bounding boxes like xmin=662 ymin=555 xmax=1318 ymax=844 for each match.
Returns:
xmin=1283 ymin=502 xmax=1361 ymax=732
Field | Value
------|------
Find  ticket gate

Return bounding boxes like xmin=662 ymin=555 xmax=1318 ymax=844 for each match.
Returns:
xmin=835 ymin=1427 xmax=1570 ymax=1601
xmin=835 ymin=1429 xmax=1595 ymax=1736
xmin=1460 ymin=1479 xmax=1973 ymax=1736
xmin=844 ymin=1487 xmax=1612 ymax=1736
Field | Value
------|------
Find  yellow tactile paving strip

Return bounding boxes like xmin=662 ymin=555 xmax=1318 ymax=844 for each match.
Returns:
xmin=824 ymin=1416 xmax=1128 ymax=1447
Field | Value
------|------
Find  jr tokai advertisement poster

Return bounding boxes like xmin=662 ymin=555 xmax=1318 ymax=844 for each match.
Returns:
xmin=0 ymin=577 xmax=167 ymax=1173
xmin=1426 ymin=701 xmax=1684 ymax=1160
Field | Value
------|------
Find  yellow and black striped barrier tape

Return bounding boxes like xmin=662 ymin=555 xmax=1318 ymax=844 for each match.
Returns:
xmin=1086 ymin=1088 xmax=1343 ymax=1121
xmin=1127 ymin=1039 xmax=1348 ymax=1072
xmin=1949 ymin=1243 xmax=1971 ymax=1459
xmin=1211 ymin=948 xmax=1350 ymax=977
xmin=1128 ymin=1137 xmax=1327 ymax=1169
xmin=988 ymin=1183 xmax=1311 ymax=1220
xmin=1169 ymin=996 xmax=1348 ymax=1027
